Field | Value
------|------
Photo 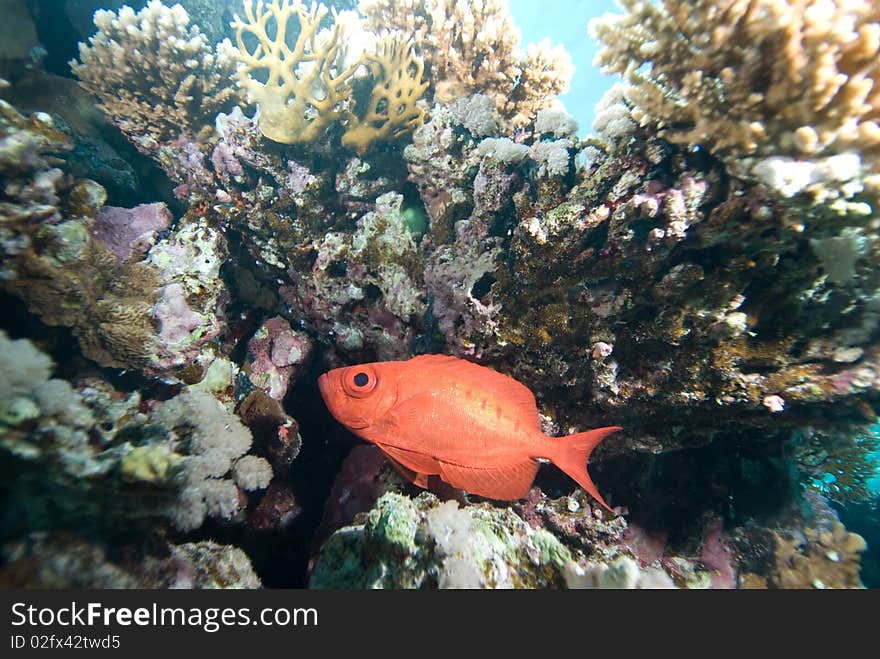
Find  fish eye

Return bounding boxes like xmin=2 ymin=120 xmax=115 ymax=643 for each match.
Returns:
xmin=343 ymin=365 xmax=378 ymax=398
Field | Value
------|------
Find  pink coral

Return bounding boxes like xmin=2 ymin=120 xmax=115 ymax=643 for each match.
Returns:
xmin=700 ymin=517 xmax=737 ymax=589
xmin=246 ymin=316 xmax=313 ymax=400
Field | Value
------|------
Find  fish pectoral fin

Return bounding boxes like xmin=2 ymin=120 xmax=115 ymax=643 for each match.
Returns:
xmin=439 ymin=459 xmax=539 ymax=501
xmin=376 ymin=443 xmax=442 ymax=476
xmin=386 ymin=392 xmax=436 ymax=432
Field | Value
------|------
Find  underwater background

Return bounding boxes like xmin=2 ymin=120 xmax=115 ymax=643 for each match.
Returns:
xmin=0 ymin=0 xmax=878 ymax=589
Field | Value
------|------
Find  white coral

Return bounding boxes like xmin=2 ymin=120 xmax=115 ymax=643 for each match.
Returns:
xmin=535 ymin=107 xmax=578 ymax=138
xmin=0 ymin=331 xmax=53 ymax=400
xmin=154 ymin=390 xmax=272 ymax=531
xmin=232 ymin=455 xmax=273 ymax=491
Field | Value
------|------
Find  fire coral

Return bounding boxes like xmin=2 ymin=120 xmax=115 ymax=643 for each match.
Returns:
xmin=229 ymin=0 xmax=427 ymax=151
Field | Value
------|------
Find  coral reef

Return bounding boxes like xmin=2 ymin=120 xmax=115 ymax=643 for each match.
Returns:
xmin=340 ymin=34 xmax=429 ymax=154
xmin=768 ymin=522 xmax=867 ymax=588
xmin=403 ymin=103 xmax=483 ymax=242
xmin=228 ymin=0 xmax=365 ymax=145
xmin=0 ymin=332 xmax=272 ymax=536
xmin=0 ymin=0 xmax=876 ymax=590
xmin=563 ymin=555 xmax=675 ymax=589
xmin=0 ymin=93 xmax=228 ymax=380
xmin=310 ymin=486 xmax=868 ymax=588
xmin=0 ymin=71 xmax=144 ymax=203
xmin=793 ymin=427 xmax=880 ymax=504
xmin=0 ymin=532 xmax=261 ymax=588
xmin=152 ymin=390 xmax=273 ymax=531
xmin=359 ymin=0 xmax=573 ymax=130
xmin=310 ymin=491 xmax=576 ymax=588
xmin=280 ymin=191 xmax=426 ymax=360
xmin=396 ymin=99 xmax=880 ymax=466
xmin=91 ymin=203 xmax=173 ymax=263
xmin=244 ymin=316 xmax=314 ymax=401
xmin=736 ymin=520 xmax=867 ymax=589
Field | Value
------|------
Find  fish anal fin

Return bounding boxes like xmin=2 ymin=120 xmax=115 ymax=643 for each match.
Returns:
xmin=439 ymin=459 xmax=539 ymax=501
xmin=377 ymin=443 xmax=441 ymax=476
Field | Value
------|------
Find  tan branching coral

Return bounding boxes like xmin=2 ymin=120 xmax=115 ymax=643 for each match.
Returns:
xmin=229 ymin=0 xmax=363 ymax=145
xmin=342 ymin=34 xmax=429 ymax=154
xmin=70 ymin=1 xmax=238 ymax=153
xmin=229 ymin=0 xmax=428 ymax=151
xmin=359 ymin=0 xmax=573 ymax=130
xmin=591 ymin=0 xmax=880 ymax=195
xmin=508 ymin=39 xmax=576 ymax=129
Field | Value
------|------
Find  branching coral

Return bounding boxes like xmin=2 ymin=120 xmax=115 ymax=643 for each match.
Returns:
xmin=229 ymin=0 xmax=363 ymax=144
xmin=70 ymin=0 xmax=238 ymax=154
xmin=590 ymin=0 xmax=880 ymax=198
xmin=229 ymin=0 xmax=427 ymax=150
xmin=359 ymin=0 xmax=572 ymax=130
xmin=341 ymin=34 xmax=429 ymax=154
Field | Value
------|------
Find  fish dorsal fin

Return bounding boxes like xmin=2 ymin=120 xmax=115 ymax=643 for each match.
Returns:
xmin=439 ymin=459 xmax=539 ymax=501
xmin=376 ymin=443 xmax=441 ymax=475
xmin=407 ymin=354 xmax=541 ymax=431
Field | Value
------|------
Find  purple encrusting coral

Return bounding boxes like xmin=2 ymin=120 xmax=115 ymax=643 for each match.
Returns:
xmin=91 ymin=203 xmax=172 ymax=262
xmin=0 ymin=0 xmax=877 ymax=590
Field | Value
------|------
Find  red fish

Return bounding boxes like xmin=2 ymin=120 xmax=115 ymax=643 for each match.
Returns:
xmin=318 ymin=354 xmax=621 ymax=510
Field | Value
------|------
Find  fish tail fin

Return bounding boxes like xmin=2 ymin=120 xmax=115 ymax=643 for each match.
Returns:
xmin=548 ymin=426 xmax=622 ymax=512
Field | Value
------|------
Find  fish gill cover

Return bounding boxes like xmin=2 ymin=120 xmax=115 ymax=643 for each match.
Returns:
xmin=0 ymin=0 xmax=877 ymax=589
